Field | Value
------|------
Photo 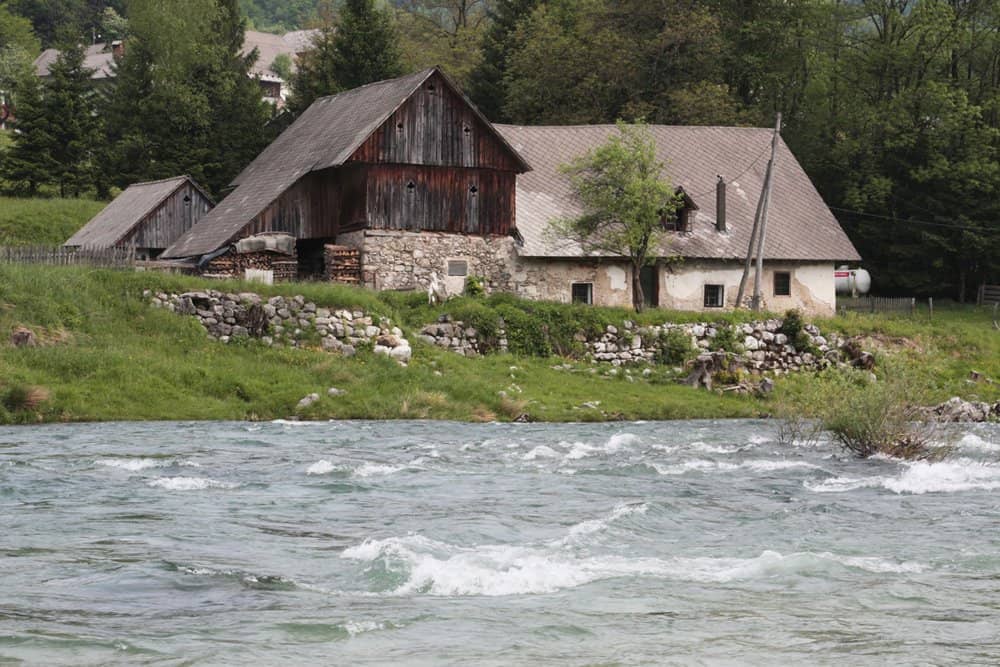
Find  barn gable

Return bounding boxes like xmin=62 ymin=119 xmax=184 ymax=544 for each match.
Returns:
xmin=160 ymin=67 xmax=528 ymax=260
xmin=65 ymin=176 xmax=214 ymax=258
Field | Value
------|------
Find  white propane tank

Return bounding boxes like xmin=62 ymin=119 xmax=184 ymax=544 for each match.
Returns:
xmin=835 ymin=266 xmax=872 ymax=296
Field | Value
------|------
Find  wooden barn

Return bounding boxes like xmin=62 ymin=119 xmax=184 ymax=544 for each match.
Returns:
xmin=160 ymin=67 xmax=531 ymax=280
xmin=65 ymin=176 xmax=214 ymax=260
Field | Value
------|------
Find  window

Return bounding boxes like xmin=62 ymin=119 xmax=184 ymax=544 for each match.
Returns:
xmin=572 ymin=283 xmax=593 ymax=305
xmin=447 ymin=260 xmax=468 ymax=277
xmin=704 ymin=284 xmax=724 ymax=308
xmin=774 ymin=271 xmax=791 ymax=297
xmin=661 ymin=208 xmax=692 ymax=232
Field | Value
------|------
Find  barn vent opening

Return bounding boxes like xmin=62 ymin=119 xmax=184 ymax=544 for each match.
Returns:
xmin=396 ymin=121 xmax=404 ymax=130
xmin=406 ymin=180 xmax=416 ymax=192
xmin=469 ymin=185 xmax=478 ymax=194
xmin=463 ymin=125 xmax=471 ymax=135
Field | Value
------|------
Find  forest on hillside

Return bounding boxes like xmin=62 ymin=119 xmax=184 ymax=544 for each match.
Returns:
xmin=0 ymin=0 xmax=998 ymax=299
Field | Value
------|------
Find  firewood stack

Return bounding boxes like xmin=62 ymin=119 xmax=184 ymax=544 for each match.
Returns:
xmin=203 ymin=248 xmax=298 ymax=282
xmin=324 ymin=245 xmax=361 ymax=284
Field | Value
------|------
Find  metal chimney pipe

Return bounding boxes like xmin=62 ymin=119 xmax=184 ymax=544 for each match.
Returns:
xmin=716 ymin=176 xmax=727 ymax=232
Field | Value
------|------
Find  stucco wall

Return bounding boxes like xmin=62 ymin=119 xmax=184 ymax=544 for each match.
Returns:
xmin=336 ymin=229 xmax=836 ymax=315
xmin=661 ymin=260 xmax=836 ymax=316
xmin=511 ymin=258 xmax=632 ymax=307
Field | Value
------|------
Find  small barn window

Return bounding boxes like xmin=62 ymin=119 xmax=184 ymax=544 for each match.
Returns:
xmin=448 ymin=260 xmax=468 ymax=277
xmin=774 ymin=271 xmax=791 ymax=296
xmin=572 ymin=283 xmax=593 ymax=305
xmin=704 ymin=284 xmax=724 ymax=308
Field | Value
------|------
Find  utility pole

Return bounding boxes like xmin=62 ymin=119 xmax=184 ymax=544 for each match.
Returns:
xmin=736 ymin=113 xmax=782 ymax=311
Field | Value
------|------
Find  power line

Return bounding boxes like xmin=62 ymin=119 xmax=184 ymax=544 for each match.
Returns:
xmin=686 ymin=142 xmax=772 ymax=200
xmin=830 ymin=206 xmax=998 ymax=234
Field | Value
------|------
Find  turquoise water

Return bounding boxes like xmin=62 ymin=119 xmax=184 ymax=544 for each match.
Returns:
xmin=2 ymin=420 xmax=1000 ymax=665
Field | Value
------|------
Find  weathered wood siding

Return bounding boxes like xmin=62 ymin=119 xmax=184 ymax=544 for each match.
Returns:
xmin=237 ymin=166 xmax=368 ymax=242
xmin=350 ymin=72 xmax=523 ymax=173
xmin=365 ymin=165 xmax=514 ymax=235
xmin=123 ymin=182 xmax=213 ymax=251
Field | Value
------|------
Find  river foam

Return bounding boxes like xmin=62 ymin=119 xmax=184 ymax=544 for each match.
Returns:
xmin=806 ymin=458 xmax=1000 ymax=495
xmin=147 ymin=477 xmax=236 ymax=491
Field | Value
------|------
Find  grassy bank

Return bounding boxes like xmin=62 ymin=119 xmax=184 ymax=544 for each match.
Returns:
xmin=0 ymin=197 xmax=105 ymax=246
xmin=0 ymin=265 xmax=996 ymax=424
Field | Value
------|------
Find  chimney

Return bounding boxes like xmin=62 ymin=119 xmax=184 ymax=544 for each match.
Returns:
xmin=715 ymin=175 xmax=727 ymax=233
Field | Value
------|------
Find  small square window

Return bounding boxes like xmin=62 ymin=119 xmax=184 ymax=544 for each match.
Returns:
xmin=704 ymin=284 xmax=724 ymax=308
xmin=572 ymin=283 xmax=593 ymax=305
xmin=447 ymin=260 xmax=468 ymax=277
xmin=774 ymin=271 xmax=791 ymax=296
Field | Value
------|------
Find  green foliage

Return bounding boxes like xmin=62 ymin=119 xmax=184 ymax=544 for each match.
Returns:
xmin=777 ymin=361 xmax=945 ymax=460
xmin=101 ymin=0 xmax=270 ymax=196
xmin=708 ymin=324 xmax=741 ymax=354
xmin=555 ymin=121 xmax=679 ymax=311
xmin=466 ymin=0 xmax=540 ymax=122
xmin=656 ymin=328 xmax=694 ymax=365
xmin=269 ymin=52 xmax=292 ymax=80
xmin=4 ymin=45 xmax=99 ymax=196
xmin=464 ymin=275 xmax=485 ymax=298
xmin=288 ymin=0 xmax=402 ymax=115
xmin=778 ymin=308 xmax=811 ymax=351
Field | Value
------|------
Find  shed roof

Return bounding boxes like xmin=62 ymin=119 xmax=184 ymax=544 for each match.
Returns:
xmin=65 ymin=176 xmax=212 ymax=249
xmin=162 ymin=67 xmax=529 ymax=259
xmin=495 ymin=124 xmax=860 ymax=262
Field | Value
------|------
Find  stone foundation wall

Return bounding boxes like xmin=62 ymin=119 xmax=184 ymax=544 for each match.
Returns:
xmin=337 ymin=230 xmax=518 ymax=298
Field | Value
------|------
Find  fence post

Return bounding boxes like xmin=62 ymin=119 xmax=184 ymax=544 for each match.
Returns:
xmin=928 ymin=297 xmax=934 ymax=320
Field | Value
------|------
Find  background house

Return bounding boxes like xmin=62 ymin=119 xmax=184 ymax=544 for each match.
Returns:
xmin=65 ymin=176 xmax=213 ymax=260
xmin=33 ymin=30 xmax=317 ymax=105
xmin=498 ymin=124 xmax=861 ymax=315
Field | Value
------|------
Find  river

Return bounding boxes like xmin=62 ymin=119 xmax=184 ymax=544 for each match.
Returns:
xmin=2 ymin=420 xmax=999 ymax=665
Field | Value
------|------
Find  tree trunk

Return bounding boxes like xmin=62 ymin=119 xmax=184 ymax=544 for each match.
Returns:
xmin=632 ymin=261 xmax=645 ymax=312
xmin=959 ymin=267 xmax=967 ymax=303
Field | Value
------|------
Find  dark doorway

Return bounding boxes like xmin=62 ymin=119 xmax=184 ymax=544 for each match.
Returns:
xmin=640 ymin=265 xmax=659 ymax=308
xmin=296 ymin=238 xmax=332 ymax=279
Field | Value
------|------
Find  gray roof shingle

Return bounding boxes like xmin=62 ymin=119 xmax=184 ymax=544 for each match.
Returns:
xmin=496 ymin=124 xmax=860 ymax=262
xmin=65 ymin=176 xmax=206 ymax=248
xmin=161 ymin=68 xmax=437 ymax=258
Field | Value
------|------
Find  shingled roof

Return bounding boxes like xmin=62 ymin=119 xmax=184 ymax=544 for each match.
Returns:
xmin=496 ymin=124 xmax=860 ymax=262
xmin=161 ymin=67 xmax=529 ymax=259
xmin=65 ymin=176 xmax=212 ymax=249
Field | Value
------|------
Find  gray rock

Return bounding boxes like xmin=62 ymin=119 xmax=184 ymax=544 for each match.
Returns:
xmin=296 ymin=393 xmax=320 ymax=410
xmin=340 ymin=345 xmax=356 ymax=358
xmin=390 ymin=345 xmax=413 ymax=362
xmin=744 ymin=336 xmax=759 ymax=351
xmin=327 ymin=387 xmax=346 ymax=397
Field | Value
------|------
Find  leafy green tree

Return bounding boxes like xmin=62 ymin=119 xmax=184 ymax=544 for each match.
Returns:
xmin=0 ymin=4 xmax=40 ymax=124
xmin=102 ymin=0 xmax=269 ymax=196
xmin=5 ymin=44 xmax=98 ymax=196
xmin=553 ymin=122 xmax=680 ymax=311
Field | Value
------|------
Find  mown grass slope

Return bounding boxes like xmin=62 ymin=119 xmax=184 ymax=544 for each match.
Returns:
xmin=0 ymin=197 xmax=106 ymax=246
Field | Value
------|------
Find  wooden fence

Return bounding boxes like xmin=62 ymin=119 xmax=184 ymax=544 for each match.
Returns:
xmin=0 ymin=245 xmax=136 ymax=268
xmin=838 ymin=296 xmax=917 ymax=315
xmin=979 ymin=284 xmax=1000 ymax=306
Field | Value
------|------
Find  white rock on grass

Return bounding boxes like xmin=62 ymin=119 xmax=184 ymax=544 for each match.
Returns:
xmin=297 ymin=393 xmax=320 ymax=410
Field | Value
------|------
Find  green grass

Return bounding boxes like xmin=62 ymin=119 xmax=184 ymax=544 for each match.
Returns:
xmin=0 ymin=196 xmax=106 ymax=246
xmin=0 ymin=265 xmax=760 ymax=424
xmin=0 ymin=265 xmax=996 ymax=424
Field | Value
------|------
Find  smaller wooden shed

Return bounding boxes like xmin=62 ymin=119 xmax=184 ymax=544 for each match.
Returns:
xmin=65 ymin=176 xmax=214 ymax=260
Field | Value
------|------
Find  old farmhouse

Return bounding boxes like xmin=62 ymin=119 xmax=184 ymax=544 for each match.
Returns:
xmin=65 ymin=176 xmax=214 ymax=260
xmin=160 ymin=67 xmax=860 ymax=315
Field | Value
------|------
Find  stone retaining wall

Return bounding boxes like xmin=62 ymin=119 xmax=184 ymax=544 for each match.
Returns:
xmin=147 ymin=290 xmax=412 ymax=362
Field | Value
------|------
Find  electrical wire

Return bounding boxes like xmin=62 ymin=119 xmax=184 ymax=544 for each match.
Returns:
xmin=684 ymin=142 xmax=772 ymax=200
xmin=829 ymin=207 xmax=998 ymax=234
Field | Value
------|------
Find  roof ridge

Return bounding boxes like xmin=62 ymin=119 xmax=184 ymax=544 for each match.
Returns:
xmin=496 ymin=123 xmax=773 ymax=132
xmin=310 ymin=67 xmax=436 ymax=106
xmin=126 ymin=175 xmax=191 ymax=188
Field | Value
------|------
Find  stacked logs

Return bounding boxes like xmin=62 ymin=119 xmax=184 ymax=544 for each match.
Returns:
xmin=203 ymin=248 xmax=298 ymax=282
xmin=324 ymin=245 xmax=361 ymax=284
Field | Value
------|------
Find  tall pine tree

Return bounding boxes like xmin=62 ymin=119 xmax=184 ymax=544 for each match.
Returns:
xmin=289 ymin=0 xmax=402 ymax=115
xmin=467 ymin=0 xmax=539 ymax=122
xmin=5 ymin=45 xmax=98 ymax=196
